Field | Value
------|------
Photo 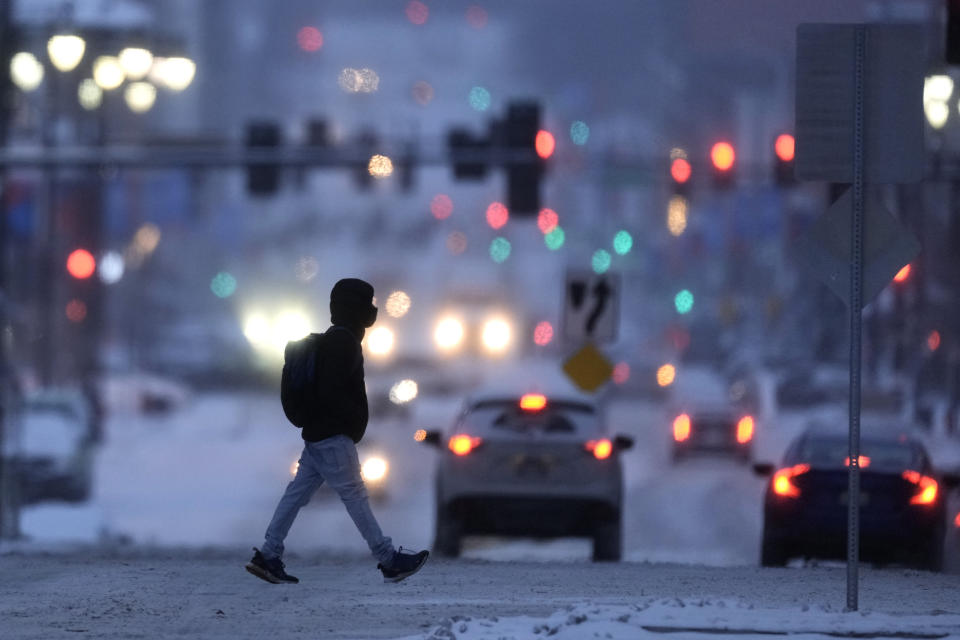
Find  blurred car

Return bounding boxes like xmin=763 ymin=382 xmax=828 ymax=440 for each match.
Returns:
xmin=289 ymin=439 xmax=391 ymax=503
xmin=14 ymin=389 xmax=98 ymax=503
xmin=418 ymin=390 xmax=633 ymax=561
xmin=670 ymin=404 xmax=755 ymax=463
xmin=755 ymin=426 xmax=960 ymax=571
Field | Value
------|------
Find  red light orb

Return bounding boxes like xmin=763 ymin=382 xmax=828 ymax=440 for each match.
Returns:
xmin=537 ymin=208 xmax=558 ymax=234
xmin=406 ymin=1 xmax=429 ymax=25
xmin=775 ymin=134 xmax=795 ymax=162
xmin=670 ymin=157 xmax=691 ymax=184
xmin=533 ymin=321 xmax=554 ymax=346
xmin=486 ymin=202 xmax=508 ymax=229
xmin=893 ymin=264 xmax=911 ymax=283
xmin=65 ymin=299 xmax=87 ymax=323
xmin=297 ymin=26 xmax=323 ymax=52
xmin=711 ymin=142 xmax=735 ymax=171
xmin=66 ymin=249 xmax=96 ymax=279
xmin=612 ymin=362 xmax=630 ymax=385
xmin=535 ymin=130 xmax=555 ymax=159
xmin=430 ymin=194 xmax=453 ymax=220
xmin=928 ymin=330 xmax=941 ymax=352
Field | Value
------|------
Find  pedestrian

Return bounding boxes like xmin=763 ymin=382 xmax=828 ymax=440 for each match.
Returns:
xmin=246 ymin=278 xmax=429 ymax=584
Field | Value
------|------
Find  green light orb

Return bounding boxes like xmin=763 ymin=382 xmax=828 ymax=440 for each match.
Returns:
xmin=570 ymin=121 xmax=590 ymax=145
xmin=545 ymin=226 xmax=565 ymax=251
xmin=674 ymin=289 xmax=694 ymax=314
xmin=612 ymin=230 xmax=633 ymax=255
xmin=489 ymin=237 xmax=511 ymax=263
xmin=211 ymin=271 xmax=237 ymax=298
xmin=468 ymin=86 xmax=491 ymax=112
xmin=592 ymin=249 xmax=612 ymax=274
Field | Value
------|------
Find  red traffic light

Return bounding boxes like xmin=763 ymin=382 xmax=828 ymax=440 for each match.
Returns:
xmin=535 ymin=130 xmax=555 ymax=159
xmin=66 ymin=249 xmax=96 ymax=279
xmin=670 ymin=157 xmax=691 ymax=184
xmin=775 ymin=134 xmax=795 ymax=163
xmin=711 ymin=142 xmax=735 ymax=171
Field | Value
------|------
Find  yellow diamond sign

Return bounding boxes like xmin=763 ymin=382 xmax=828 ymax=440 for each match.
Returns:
xmin=562 ymin=343 xmax=613 ymax=393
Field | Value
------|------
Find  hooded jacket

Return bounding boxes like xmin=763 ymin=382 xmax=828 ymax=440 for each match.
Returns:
xmin=301 ymin=279 xmax=376 ymax=444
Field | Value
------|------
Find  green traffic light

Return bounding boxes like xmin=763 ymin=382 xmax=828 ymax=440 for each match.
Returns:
xmin=674 ymin=289 xmax=694 ymax=314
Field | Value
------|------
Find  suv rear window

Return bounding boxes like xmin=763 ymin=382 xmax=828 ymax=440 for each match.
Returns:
xmin=460 ymin=400 xmax=597 ymax=435
xmin=795 ymin=436 xmax=925 ymax=471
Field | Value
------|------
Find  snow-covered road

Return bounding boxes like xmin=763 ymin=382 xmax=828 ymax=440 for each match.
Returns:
xmin=2 ymin=549 xmax=959 ymax=640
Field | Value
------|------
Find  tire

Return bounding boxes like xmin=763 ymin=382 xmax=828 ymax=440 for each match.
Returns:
xmin=433 ymin=509 xmax=461 ymax=558
xmin=592 ymin=516 xmax=622 ymax=562
xmin=760 ymin=531 xmax=789 ymax=567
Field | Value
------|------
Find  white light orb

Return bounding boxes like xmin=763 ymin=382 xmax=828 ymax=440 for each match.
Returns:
xmin=118 ymin=47 xmax=154 ymax=80
xmin=47 ymin=34 xmax=85 ymax=72
xmin=10 ymin=52 xmax=44 ymax=92
xmin=93 ymin=56 xmax=124 ymax=90
xmin=78 ymin=78 xmax=103 ymax=110
xmin=124 ymin=81 xmax=157 ymax=113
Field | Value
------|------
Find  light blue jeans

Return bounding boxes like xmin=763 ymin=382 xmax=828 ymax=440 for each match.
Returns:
xmin=261 ymin=434 xmax=395 ymax=564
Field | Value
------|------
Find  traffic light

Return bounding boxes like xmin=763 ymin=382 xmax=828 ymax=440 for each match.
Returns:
xmin=710 ymin=141 xmax=736 ymax=190
xmin=448 ymin=127 xmax=489 ymax=179
xmin=245 ymin=121 xmax=282 ymax=195
xmin=504 ymin=101 xmax=543 ymax=215
xmin=670 ymin=156 xmax=692 ymax=196
xmin=773 ymin=133 xmax=795 ymax=186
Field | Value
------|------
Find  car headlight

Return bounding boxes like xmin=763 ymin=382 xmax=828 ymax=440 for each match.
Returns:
xmin=361 ymin=456 xmax=388 ymax=482
xmin=366 ymin=326 xmax=395 ymax=358
xmin=434 ymin=316 xmax=465 ymax=352
xmin=244 ymin=313 xmax=271 ymax=346
xmin=481 ymin=317 xmax=512 ymax=354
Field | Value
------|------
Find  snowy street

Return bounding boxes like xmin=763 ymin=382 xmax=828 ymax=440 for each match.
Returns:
xmin=2 ymin=549 xmax=960 ymax=639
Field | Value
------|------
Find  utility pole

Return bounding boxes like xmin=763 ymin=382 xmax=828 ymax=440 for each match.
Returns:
xmin=0 ymin=0 xmax=22 ymax=540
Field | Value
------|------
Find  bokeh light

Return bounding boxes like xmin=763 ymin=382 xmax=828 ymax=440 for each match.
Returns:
xmin=481 ymin=318 xmax=512 ymax=353
xmin=10 ymin=52 xmax=44 ymax=91
xmin=339 ymin=68 xmax=379 ymax=93
xmin=389 ymin=379 xmax=419 ymax=404
xmin=66 ymin=249 xmax=96 ymax=279
xmin=533 ymin=321 xmax=554 ymax=346
xmin=928 ymin=330 xmax=941 ymax=352
xmin=670 ymin=147 xmax=688 ymax=160
xmin=612 ymin=362 xmax=630 ymax=385
xmin=412 ymin=80 xmax=434 ymax=105
xmin=368 ymin=154 xmax=394 ymax=178
xmin=469 ymin=86 xmax=491 ymax=111
xmin=210 ymin=271 xmax=237 ymax=298
xmin=385 ymin=291 xmax=412 ymax=318
xmin=78 ymin=78 xmax=103 ymax=110
xmin=612 ymin=230 xmax=633 ymax=255
xmin=657 ymin=364 xmax=676 ymax=387
xmin=367 ymin=326 xmax=395 ymax=357
xmin=592 ymin=249 xmax=611 ymax=274
xmin=431 ymin=194 xmax=453 ymax=220
xmin=545 ymin=226 xmax=565 ymax=251
xmin=65 ymin=299 xmax=87 ymax=323
xmin=406 ymin=1 xmax=429 ymax=25
xmin=711 ymin=142 xmax=735 ymax=171
xmin=775 ymin=134 xmax=795 ymax=163
xmin=537 ymin=208 xmax=558 ymax=234
xmin=670 ymin=157 xmax=691 ymax=183
xmin=466 ymin=5 xmax=488 ymax=28
xmin=667 ymin=196 xmax=688 ymax=236
xmin=414 ymin=429 xmax=427 ymax=442
xmin=447 ymin=231 xmax=467 ymax=255
xmin=124 ymin=81 xmax=157 ymax=113
xmin=434 ymin=316 xmax=465 ymax=351
xmin=93 ymin=55 xmax=124 ymax=90
xmin=535 ymin=130 xmax=556 ymax=159
xmin=297 ymin=26 xmax=323 ymax=52
xmin=490 ymin=237 xmax=511 ymax=263
xmin=98 ymin=251 xmax=124 ymax=284
xmin=486 ymin=201 xmax=508 ymax=229
xmin=295 ymin=256 xmax=319 ymax=282
xmin=893 ymin=264 xmax=911 ymax=283
xmin=119 ymin=47 xmax=153 ymax=80
xmin=674 ymin=289 xmax=694 ymax=314
xmin=570 ymin=121 xmax=590 ymax=145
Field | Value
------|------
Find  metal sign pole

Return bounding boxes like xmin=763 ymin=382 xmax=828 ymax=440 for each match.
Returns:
xmin=846 ymin=26 xmax=866 ymax=613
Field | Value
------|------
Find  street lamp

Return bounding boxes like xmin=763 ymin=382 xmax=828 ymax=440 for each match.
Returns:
xmin=124 ymin=81 xmax=156 ymax=113
xmin=92 ymin=55 xmax=124 ymax=90
xmin=9 ymin=52 xmax=44 ymax=92
xmin=118 ymin=47 xmax=153 ymax=80
xmin=46 ymin=33 xmax=86 ymax=72
xmin=154 ymin=56 xmax=196 ymax=91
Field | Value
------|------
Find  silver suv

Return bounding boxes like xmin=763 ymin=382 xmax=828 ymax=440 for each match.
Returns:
xmin=418 ymin=391 xmax=633 ymax=561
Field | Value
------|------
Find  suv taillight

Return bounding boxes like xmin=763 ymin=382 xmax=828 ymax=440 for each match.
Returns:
xmin=673 ymin=414 xmax=691 ymax=442
xmin=585 ymin=439 xmax=613 ymax=460
xmin=736 ymin=416 xmax=754 ymax=444
xmin=902 ymin=470 xmax=938 ymax=505
xmin=448 ymin=434 xmax=482 ymax=456
xmin=772 ymin=464 xmax=810 ymax=498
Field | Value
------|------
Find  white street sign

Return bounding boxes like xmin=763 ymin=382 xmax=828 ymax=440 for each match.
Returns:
xmin=563 ymin=271 xmax=620 ymax=343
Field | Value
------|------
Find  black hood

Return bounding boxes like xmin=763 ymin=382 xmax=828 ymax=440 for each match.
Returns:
xmin=329 ymin=278 xmax=377 ymax=338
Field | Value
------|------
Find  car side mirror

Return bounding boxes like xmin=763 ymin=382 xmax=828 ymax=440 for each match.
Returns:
xmin=752 ymin=462 xmax=774 ymax=477
xmin=613 ymin=435 xmax=634 ymax=451
xmin=417 ymin=430 xmax=442 ymax=447
xmin=942 ymin=472 xmax=960 ymax=490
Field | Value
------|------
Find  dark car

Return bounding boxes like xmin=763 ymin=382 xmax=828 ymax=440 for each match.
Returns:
xmin=418 ymin=390 xmax=633 ymax=561
xmin=670 ymin=404 xmax=755 ymax=463
xmin=755 ymin=427 xmax=960 ymax=571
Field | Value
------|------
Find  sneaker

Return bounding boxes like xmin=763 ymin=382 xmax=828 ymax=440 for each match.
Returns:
xmin=378 ymin=547 xmax=429 ymax=583
xmin=245 ymin=547 xmax=299 ymax=584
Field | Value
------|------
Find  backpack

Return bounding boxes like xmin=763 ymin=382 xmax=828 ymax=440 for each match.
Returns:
xmin=279 ymin=326 xmax=354 ymax=428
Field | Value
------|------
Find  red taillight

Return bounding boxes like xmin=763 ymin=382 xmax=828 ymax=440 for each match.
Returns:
xmin=586 ymin=439 xmax=613 ymax=460
xmin=772 ymin=464 xmax=810 ymax=498
xmin=448 ymin=434 xmax=482 ymax=456
xmin=954 ymin=512 xmax=960 ymax=528
xmin=520 ymin=393 xmax=547 ymax=411
xmin=843 ymin=455 xmax=871 ymax=468
xmin=902 ymin=470 xmax=938 ymax=505
xmin=736 ymin=416 xmax=754 ymax=444
xmin=673 ymin=414 xmax=691 ymax=442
